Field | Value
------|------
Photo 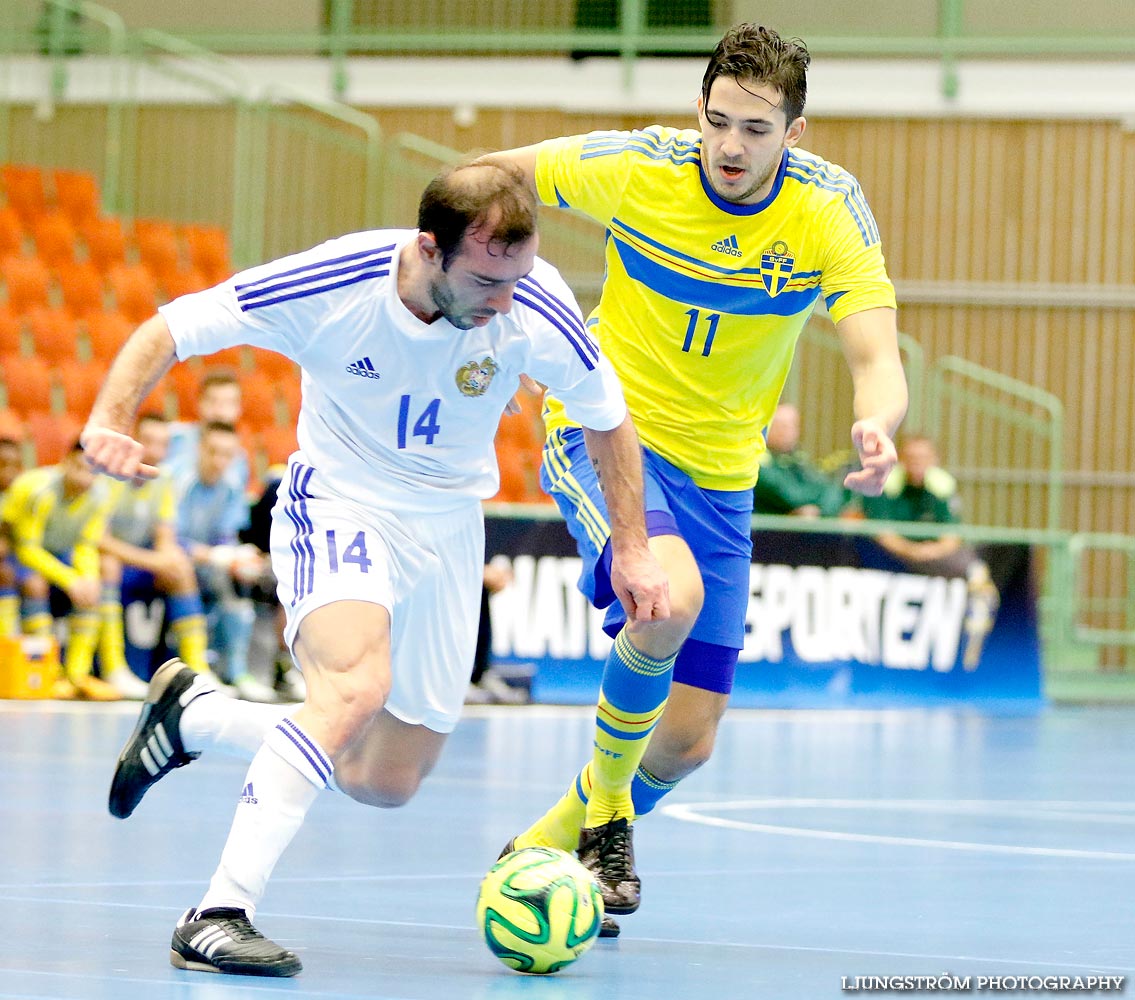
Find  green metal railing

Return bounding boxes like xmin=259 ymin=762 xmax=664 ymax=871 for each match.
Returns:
xmin=925 ymin=355 xmax=1064 ymax=533
xmin=11 ymin=0 xmax=1135 ymax=101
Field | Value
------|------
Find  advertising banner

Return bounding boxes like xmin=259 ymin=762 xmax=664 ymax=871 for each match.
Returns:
xmin=485 ymin=515 xmax=1043 ymax=712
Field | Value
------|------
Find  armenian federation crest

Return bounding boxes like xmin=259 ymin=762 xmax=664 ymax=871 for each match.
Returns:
xmin=759 ymin=240 xmax=795 ymax=296
xmin=455 ymin=356 xmax=500 ymax=397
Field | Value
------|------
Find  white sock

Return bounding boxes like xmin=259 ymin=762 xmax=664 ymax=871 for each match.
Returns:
xmin=196 ymin=717 xmax=333 ymax=920
xmin=180 ymin=691 xmax=291 ymax=759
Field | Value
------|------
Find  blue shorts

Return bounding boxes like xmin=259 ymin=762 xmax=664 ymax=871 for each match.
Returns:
xmin=540 ymin=427 xmax=753 ymax=691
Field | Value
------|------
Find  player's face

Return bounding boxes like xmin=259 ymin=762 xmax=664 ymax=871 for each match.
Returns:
xmin=198 ymin=384 xmax=242 ymax=425
xmin=900 ymin=439 xmax=938 ymax=488
xmin=198 ymin=430 xmax=239 ymax=486
xmin=766 ymin=404 xmax=801 ymax=454
xmin=0 ymin=445 xmax=22 ymax=492
xmin=698 ymin=76 xmax=806 ymax=205
xmin=62 ymin=451 xmax=94 ymax=495
xmin=136 ymin=419 xmax=171 ymax=467
xmin=428 ymin=230 xmax=538 ymax=331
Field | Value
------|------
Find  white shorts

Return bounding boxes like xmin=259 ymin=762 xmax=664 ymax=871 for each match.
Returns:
xmin=270 ymin=461 xmax=485 ymax=733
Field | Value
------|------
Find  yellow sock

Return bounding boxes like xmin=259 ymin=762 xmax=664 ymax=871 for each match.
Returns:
xmin=515 ymin=762 xmax=593 ymax=852
xmin=98 ymin=596 xmax=128 ymax=676
xmin=583 ymin=630 xmax=674 ymax=826
xmin=0 ymin=594 xmax=19 ymax=637
xmin=169 ymin=612 xmax=209 ymax=673
xmin=64 ymin=610 xmax=101 ymax=682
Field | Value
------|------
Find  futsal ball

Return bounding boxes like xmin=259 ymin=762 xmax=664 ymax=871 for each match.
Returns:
xmin=476 ymin=846 xmax=604 ymax=975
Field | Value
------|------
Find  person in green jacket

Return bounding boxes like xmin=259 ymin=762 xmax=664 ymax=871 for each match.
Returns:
xmin=753 ymin=403 xmax=848 ymax=518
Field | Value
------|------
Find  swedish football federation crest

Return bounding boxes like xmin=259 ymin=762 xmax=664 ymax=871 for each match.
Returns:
xmin=455 ymin=356 xmax=500 ymax=397
xmin=760 ymin=240 xmax=795 ymax=297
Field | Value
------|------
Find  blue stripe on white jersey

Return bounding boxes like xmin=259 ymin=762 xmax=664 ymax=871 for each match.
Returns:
xmin=235 ymin=244 xmax=396 ymax=312
xmin=284 ymin=463 xmax=316 ymax=605
xmin=514 ymin=278 xmax=598 ymax=370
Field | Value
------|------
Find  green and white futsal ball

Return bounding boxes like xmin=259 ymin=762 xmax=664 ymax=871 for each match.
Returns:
xmin=476 ymin=846 xmax=604 ymax=974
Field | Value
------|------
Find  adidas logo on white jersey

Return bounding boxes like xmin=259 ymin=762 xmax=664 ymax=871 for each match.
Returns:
xmin=711 ymin=234 xmax=743 ymax=257
xmin=347 ymin=356 xmax=381 ymax=378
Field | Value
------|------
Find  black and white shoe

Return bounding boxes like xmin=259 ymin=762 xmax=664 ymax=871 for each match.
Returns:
xmin=577 ymin=817 xmax=641 ymax=914
xmin=108 ymin=658 xmax=214 ymax=819
xmin=170 ymin=907 xmax=302 ymax=977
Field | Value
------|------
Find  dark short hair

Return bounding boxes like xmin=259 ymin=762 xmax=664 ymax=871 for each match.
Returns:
xmin=701 ymin=23 xmax=811 ymax=125
xmin=417 ymin=160 xmax=537 ymax=270
xmin=200 ymin=369 xmax=239 ymax=395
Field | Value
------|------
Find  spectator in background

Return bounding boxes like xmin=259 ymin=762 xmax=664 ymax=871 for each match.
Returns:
xmin=239 ymin=464 xmax=305 ymax=702
xmin=166 ymin=369 xmax=250 ymax=490
xmin=0 ymin=437 xmax=26 ymax=637
xmin=861 ymin=434 xmax=976 ymax=577
xmin=98 ymin=413 xmax=213 ymax=689
xmin=174 ymin=421 xmax=277 ymax=703
xmin=860 ymin=433 xmax=999 ymax=667
xmin=1 ymin=444 xmax=121 ymax=699
xmin=465 ymin=558 xmax=525 ymax=705
xmin=752 ymin=403 xmax=848 ymax=518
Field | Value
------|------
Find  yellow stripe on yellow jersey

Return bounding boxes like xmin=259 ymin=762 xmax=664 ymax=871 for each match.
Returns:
xmin=1 ymin=466 xmax=116 ymax=588
xmin=535 ymin=125 xmax=897 ymax=491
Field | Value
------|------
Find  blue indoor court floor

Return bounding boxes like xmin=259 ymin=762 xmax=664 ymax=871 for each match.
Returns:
xmin=1 ymin=700 xmax=1133 ymax=999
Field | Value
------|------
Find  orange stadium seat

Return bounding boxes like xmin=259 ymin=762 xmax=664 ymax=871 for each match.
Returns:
xmin=236 ymin=374 xmax=277 ymax=432
xmin=56 ymin=359 xmax=108 ymax=420
xmin=80 ymin=216 xmax=128 ymax=276
xmin=247 ymin=347 xmax=297 ymax=382
xmin=0 ymin=407 xmax=24 ymax=441
xmin=1 ymin=165 xmax=48 ymax=227
xmin=133 ymin=218 xmax=181 ymax=282
xmin=138 ymin=375 xmax=171 ymax=420
xmin=0 ymin=306 xmax=24 ymax=356
xmin=203 ymin=346 xmax=246 ymax=371
xmin=166 ymin=361 xmax=203 ymax=419
xmin=0 ymin=353 xmax=53 ymax=417
xmin=160 ymin=265 xmax=209 ymax=301
xmin=26 ymin=306 xmax=81 ymax=363
xmin=1 ymin=254 xmax=52 ymax=314
xmin=31 ymin=211 xmax=78 ymax=270
xmin=25 ymin=409 xmax=81 ymax=465
xmin=85 ymin=309 xmax=133 ymax=363
xmin=51 ymin=169 xmax=100 ymax=229
xmin=183 ymin=224 xmax=232 ymax=285
xmin=107 ymin=263 xmax=158 ymax=325
xmin=257 ymin=424 xmax=298 ymax=466
xmin=56 ymin=259 xmax=105 ymax=319
xmin=275 ymin=375 xmax=302 ymax=425
xmin=0 ymin=206 xmax=25 ymax=258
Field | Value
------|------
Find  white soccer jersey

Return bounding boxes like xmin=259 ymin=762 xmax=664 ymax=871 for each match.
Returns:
xmin=160 ymin=230 xmax=626 ymax=513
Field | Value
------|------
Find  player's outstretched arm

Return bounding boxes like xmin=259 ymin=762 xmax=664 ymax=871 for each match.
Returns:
xmin=81 ymin=314 xmax=178 ymax=482
xmin=474 ymin=145 xmax=543 ymax=197
xmin=837 ymin=307 xmax=908 ymax=497
xmin=582 ymin=416 xmax=670 ymax=623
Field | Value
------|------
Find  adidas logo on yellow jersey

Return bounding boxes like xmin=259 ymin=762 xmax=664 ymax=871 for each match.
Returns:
xmin=711 ymin=234 xmax=742 ymax=257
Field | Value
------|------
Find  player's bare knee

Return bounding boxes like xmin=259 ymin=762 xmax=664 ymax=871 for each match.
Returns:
xmin=335 ymin=761 xmax=422 ymax=808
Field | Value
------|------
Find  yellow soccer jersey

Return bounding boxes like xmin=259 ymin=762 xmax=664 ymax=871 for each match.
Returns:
xmin=1 ymin=466 xmax=115 ymax=589
xmin=535 ymin=126 xmax=897 ymax=490
xmin=107 ymin=471 xmax=175 ymax=549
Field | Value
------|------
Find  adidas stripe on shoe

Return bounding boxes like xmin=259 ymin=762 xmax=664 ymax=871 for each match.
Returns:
xmin=170 ymin=907 xmax=302 ymax=977
xmin=108 ymin=658 xmax=214 ymax=819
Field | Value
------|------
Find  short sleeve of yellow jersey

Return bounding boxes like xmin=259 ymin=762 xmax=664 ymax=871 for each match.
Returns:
xmin=534 ymin=130 xmax=655 ymax=224
xmin=812 ymin=181 xmax=896 ymax=325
